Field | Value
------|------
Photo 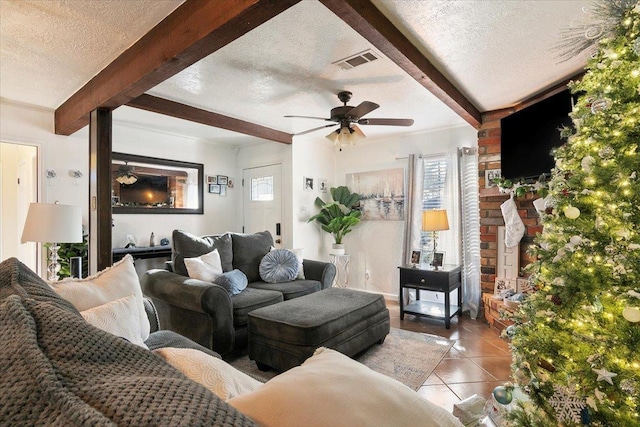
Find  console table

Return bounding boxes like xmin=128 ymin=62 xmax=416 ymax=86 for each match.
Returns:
xmin=398 ymin=264 xmax=462 ymax=328
xmin=112 ymin=245 xmax=172 ymax=262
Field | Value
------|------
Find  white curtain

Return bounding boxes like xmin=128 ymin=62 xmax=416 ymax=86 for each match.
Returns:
xmin=402 ymin=154 xmax=423 ymax=304
xmin=459 ymin=147 xmax=481 ymax=319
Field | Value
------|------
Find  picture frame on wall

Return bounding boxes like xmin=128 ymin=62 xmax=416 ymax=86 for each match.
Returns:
xmin=432 ymin=252 xmax=445 ymax=268
xmin=319 ymin=178 xmax=328 ymax=193
xmin=494 ymin=277 xmax=518 ymax=297
xmin=304 ymin=177 xmax=314 ymax=191
xmin=209 ymin=184 xmax=221 ymax=194
xmin=206 ymin=175 xmax=217 ymax=184
xmin=217 ymin=175 xmax=228 ymax=185
xmin=485 ymin=169 xmax=502 ymax=188
xmin=220 ymin=185 xmax=227 ymax=196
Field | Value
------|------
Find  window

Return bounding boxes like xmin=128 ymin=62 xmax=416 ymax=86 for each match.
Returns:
xmin=421 ymin=156 xmax=447 ymax=248
xmin=251 ymin=176 xmax=274 ymax=201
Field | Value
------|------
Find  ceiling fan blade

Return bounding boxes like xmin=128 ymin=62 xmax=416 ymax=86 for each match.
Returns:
xmin=294 ymin=124 xmax=337 ymax=136
xmin=284 ymin=115 xmax=333 ymax=121
xmin=358 ymin=118 xmax=414 ymax=126
xmin=345 ymin=101 xmax=379 ymax=120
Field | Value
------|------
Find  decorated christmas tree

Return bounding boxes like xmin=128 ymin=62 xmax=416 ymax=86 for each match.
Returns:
xmin=506 ymin=1 xmax=640 ymax=426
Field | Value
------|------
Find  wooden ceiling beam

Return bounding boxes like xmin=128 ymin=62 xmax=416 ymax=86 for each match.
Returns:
xmin=55 ymin=0 xmax=301 ymax=136
xmin=319 ymin=0 xmax=481 ymax=129
xmin=128 ymin=94 xmax=293 ymax=144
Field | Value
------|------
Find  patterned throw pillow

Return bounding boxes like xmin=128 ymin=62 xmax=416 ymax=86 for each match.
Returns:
xmin=259 ymin=249 xmax=300 ymax=283
xmin=80 ymin=295 xmax=148 ymax=349
xmin=184 ymin=249 xmax=223 ymax=282
xmin=50 ymin=255 xmax=150 ymax=343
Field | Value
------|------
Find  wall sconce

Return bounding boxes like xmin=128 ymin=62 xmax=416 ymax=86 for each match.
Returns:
xmin=69 ymin=170 xmax=82 ymax=185
xmin=46 ymin=169 xmax=57 ymax=186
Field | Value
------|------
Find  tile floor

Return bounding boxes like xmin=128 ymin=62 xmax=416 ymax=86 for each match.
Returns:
xmin=387 ymin=300 xmax=513 ymax=413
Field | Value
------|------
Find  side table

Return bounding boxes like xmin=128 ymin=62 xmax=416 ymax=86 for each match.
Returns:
xmin=329 ymin=254 xmax=350 ymax=288
xmin=398 ymin=264 xmax=462 ymax=328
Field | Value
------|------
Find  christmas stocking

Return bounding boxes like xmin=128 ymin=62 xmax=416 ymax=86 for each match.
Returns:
xmin=501 ymin=194 xmax=525 ymax=247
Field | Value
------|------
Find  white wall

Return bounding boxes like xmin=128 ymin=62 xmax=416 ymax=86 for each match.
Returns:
xmin=333 ymin=125 xmax=477 ymax=298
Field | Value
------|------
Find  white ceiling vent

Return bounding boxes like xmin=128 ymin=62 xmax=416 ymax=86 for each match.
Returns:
xmin=333 ymin=49 xmax=380 ymax=70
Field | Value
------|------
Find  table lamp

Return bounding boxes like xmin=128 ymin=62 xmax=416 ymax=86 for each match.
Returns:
xmin=21 ymin=202 xmax=82 ymax=281
xmin=422 ymin=209 xmax=449 ymax=270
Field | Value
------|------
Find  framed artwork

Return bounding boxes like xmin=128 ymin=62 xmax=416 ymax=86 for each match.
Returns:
xmin=494 ymin=277 xmax=518 ymax=297
xmin=485 ymin=169 xmax=501 ymax=188
xmin=209 ymin=184 xmax=221 ymax=194
xmin=410 ymin=250 xmax=421 ymax=266
xmin=220 ymin=185 xmax=227 ymax=196
xmin=227 ymin=179 xmax=234 ymax=189
xmin=346 ymin=168 xmax=405 ymax=220
xmin=319 ymin=178 xmax=328 ymax=193
xmin=304 ymin=177 xmax=314 ymax=191
xmin=432 ymin=251 xmax=445 ymax=268
xmin=206 ymin=175 xmax=217 ymax=184
xmin=217 ymin=175 xmax=228 ymax=185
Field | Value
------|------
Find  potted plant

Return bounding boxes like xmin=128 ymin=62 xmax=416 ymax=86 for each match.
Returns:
xmin=308 ymin=186 xmax=362 ymax=254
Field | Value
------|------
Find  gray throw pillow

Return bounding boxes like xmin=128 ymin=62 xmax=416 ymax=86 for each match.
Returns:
xmin=231 ymin=231 xmax=274 ymax=282
xmin=214 ymin=269 xmax=248 ymax=296
xmin=259 ymin=249 xmax=300 ymax=283
xmin=172 ymin=230 xmax=233 ymax=276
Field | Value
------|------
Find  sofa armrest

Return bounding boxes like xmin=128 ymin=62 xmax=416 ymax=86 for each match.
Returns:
xmin=145 ymin=329 xmax=221 ymax=359
xmin=140 ymin=269 xmax=236 ymax=356
xmin=302 ymin=259 xmax=337 ymax=290
xmin=143 ymin=297 xmax=160 ymax=333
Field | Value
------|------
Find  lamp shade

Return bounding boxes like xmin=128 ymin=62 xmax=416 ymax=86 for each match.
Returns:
xmin=422 ymin=209 xmax=449 ymax=232
xmin=21 ymin=203 xmax=83 ymax=244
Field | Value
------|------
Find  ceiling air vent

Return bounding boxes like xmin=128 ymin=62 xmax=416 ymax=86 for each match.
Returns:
xmin=333 ymin=49 xmax=380 ymax=70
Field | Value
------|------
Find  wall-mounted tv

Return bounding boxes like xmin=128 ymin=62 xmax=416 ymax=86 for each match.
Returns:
xmin=500 ymin=89 xmax=575 ymax=180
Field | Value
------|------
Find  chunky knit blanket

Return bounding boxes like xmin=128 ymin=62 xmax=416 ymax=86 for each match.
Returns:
xmin=0 ymin=257 xmax=257 ymax=426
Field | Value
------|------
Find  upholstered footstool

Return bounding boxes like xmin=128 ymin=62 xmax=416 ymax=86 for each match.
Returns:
xmin=247 ymin=288 xmax=390 ymax=372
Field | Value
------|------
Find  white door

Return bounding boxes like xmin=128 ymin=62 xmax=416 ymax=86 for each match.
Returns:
xmin=243 ymin=164 xmax=282 ymax=247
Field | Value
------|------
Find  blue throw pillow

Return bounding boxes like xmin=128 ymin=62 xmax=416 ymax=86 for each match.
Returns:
xmin=259 ymin=249 xmax=300 ymax=283
xmin=214 ymin=269 xmax=248 ymax=295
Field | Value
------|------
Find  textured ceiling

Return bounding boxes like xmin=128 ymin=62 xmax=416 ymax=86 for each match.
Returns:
xmin=0 ymin=0 xmax=593 ymax=144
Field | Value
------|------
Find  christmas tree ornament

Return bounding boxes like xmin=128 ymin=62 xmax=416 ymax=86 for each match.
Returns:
xmin=598 ymin=146 xmax=614 ymax=159
xmin=564 ymin=205 xmax=581 ymax=219
xmin=620 ymin=379 xmax=636 ymax=395
xmin=622 ymin=306 xmax=640 ymax=322
xmin=581 ymin=407 xmax=591 ymax=424
xmin=549 ymin=385 xmax=586 ymax=424
xmin=492 ymin=386 xmax=513 ymax=405
xmin=551 ymin=295 xmax=563 ymax=306
xmin=592 ymin=367 xmax=617 ymax=385
xmin=633 ymin=37 xmax=640 ymax=55
xmin=505 ymin=325 xmax=516 ymax=338
xmin=590 ymin=97 xmax=612 ymax=113
xmin=581 ymin=155 xmax=595 ymax=172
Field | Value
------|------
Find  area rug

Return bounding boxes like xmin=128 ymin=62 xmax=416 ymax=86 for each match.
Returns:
xmin=228 ymin=328 xmax=454 ymax=391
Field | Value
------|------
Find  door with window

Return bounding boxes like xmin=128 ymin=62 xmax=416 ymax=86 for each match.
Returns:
xmin=242 ymin=164 xmax=282 ymax=247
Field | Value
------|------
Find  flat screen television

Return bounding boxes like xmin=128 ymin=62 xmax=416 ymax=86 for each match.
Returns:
xmin=500 ymin=89 xmax=575 ymax=180
xmin=119 ymin=175 xmax=169 ymax=205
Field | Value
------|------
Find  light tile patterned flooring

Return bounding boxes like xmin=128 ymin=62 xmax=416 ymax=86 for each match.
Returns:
xmin=387 ymin=300 xmax=513 ymax=413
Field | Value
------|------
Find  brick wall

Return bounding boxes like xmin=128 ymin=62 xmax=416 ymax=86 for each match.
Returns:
xmin=477 ymin=111 xmax=541 ymax=294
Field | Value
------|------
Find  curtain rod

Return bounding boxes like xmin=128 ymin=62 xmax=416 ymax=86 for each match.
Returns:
xmin=395 ymin=147 xmax=477 ymax=161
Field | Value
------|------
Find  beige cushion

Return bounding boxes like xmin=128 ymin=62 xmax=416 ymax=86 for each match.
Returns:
xmin=184 ymin=249 xmax=223 ymax=282
xmin=81 ymin=295 xmax=148 ymax=349
xmin=50 ymin=254 xmax=150 ymax=342
xmin=228 ymin=347 xmax=463 ymax=427
xmin=154 ymin=347 xmax=263 ymax=400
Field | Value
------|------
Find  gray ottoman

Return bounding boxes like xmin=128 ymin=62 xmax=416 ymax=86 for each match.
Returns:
xmin=248 ymin=288 xmax=390 ymax=372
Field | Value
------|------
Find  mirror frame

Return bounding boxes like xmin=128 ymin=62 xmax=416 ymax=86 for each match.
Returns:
xmin=112 ymin=152 xmax=204 ymax=215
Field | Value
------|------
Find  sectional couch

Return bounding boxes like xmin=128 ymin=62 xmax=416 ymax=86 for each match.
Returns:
xmin=141 ymin=229 xmax=336 ymax=356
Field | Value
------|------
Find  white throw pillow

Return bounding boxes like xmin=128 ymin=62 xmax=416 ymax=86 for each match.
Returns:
xmin=50 ymin=254 xmax=150 ymax=342
xmin=81 ymin=295 xmax=148 ymax=349
xmin=228 ymin=347 xmax=463 ymax=427
xmin=154 ymin=347 xmax=263 ymax=400
xmin=184 ymin=249 xmax=223 ymax=282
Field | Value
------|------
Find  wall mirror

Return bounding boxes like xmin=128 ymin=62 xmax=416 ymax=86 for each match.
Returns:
xmin=111 ymin=152 xmax=203 ymax=214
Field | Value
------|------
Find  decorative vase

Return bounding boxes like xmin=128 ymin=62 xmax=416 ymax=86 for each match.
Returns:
xmin=330 ymin=243 xmax=345 ymax=255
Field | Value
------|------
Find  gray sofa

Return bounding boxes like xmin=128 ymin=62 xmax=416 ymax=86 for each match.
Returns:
xmin=141 ymin=229 xmax=336 ymax=357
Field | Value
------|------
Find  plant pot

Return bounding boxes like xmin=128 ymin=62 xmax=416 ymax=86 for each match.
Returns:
xmin=330 ymin=243 xmax=345 ymax=255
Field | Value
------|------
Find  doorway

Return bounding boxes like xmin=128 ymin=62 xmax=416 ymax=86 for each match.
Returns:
xmin=0 ymin=142 xmax=38 ymax=270
xmin=242 ymin=164 xmax=282 ymax=247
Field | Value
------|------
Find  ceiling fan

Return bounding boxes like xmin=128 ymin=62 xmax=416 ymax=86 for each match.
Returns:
xmin=285 ymin=91 xmax=414 ymax=148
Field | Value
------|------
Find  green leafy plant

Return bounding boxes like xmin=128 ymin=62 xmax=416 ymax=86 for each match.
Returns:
xmin=53 ymin=234 xmax=88 ymax=279
xmin=308 ymin=186 xmax=362 ymax=244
